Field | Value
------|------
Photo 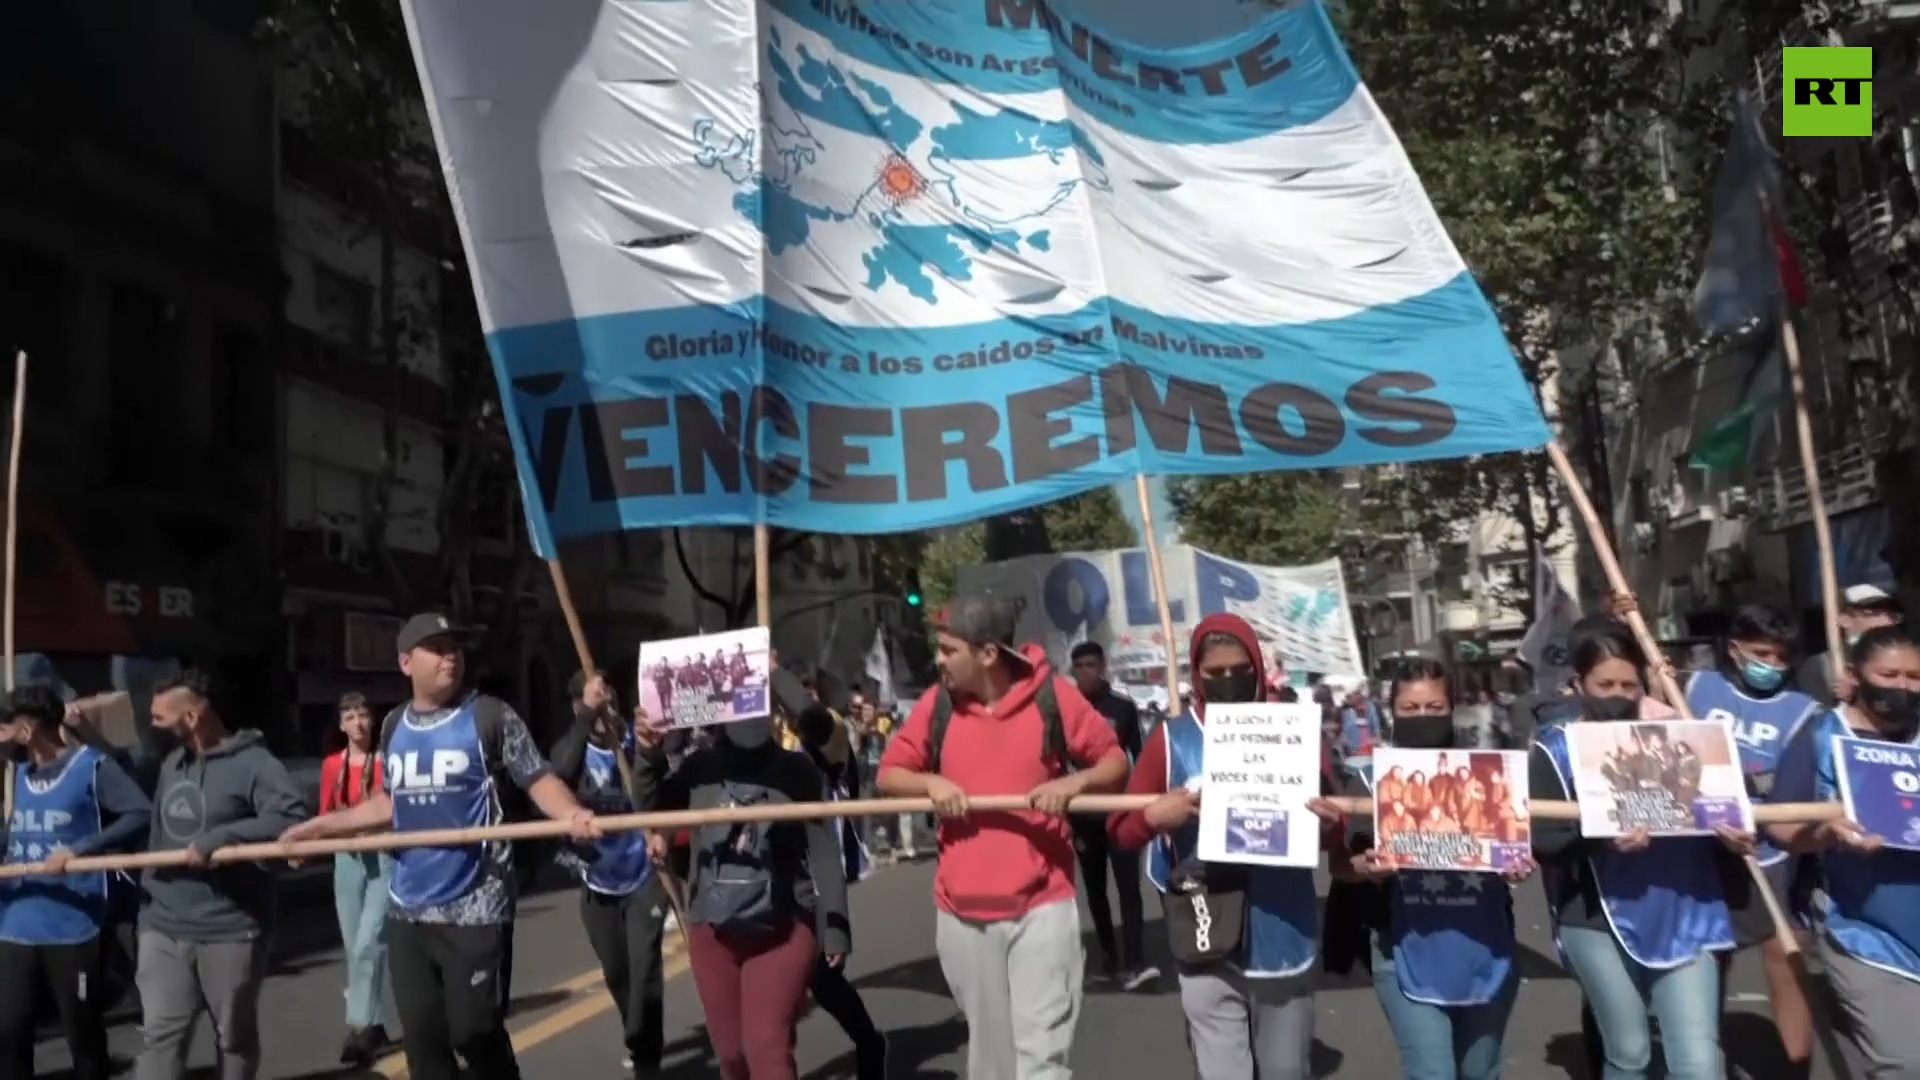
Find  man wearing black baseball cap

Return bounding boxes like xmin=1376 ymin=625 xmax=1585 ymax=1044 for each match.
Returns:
xmin=282 ymin=612 xmax=602 ymax=1080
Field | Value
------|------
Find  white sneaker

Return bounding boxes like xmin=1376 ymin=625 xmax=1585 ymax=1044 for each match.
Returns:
xmin=664 ymin=909 xmax=679 ymax=934
xmin=1122 ymin=965 xmax=1161 ymax=992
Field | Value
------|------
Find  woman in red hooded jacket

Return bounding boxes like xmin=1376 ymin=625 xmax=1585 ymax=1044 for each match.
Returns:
xmin=1110 ymin=613 xmax=1343 ymax=1080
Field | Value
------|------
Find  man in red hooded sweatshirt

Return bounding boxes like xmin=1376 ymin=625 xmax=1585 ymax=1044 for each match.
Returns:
xmin=877 ymin=596 xmax=1129 ymax=1080
xmin=1109 ymin=613 xmax=1342 ymax=1080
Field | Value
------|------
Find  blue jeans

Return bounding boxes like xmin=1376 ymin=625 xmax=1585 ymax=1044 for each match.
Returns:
xmin=1371 ymin=941 xmax=1518 ymax=1080
xmin=1557 ymin=925 xmax=1721 ymax=1080
xmin=334 ymin=853 xmax=392 ymax=1029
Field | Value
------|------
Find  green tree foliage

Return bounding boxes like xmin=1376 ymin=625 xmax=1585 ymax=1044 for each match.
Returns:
xmin=1334 ymin=0 xmax=1720 ymax=559
xmin=1167 ymin=474 xmax=1347 ymax=566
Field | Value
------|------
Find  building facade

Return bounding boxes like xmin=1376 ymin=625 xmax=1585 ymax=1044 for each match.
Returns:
xmin=0 ymin=1 xmax=284 ymax=747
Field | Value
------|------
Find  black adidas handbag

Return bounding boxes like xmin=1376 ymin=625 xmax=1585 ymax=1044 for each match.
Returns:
xmin=1162 ymin=854 xmax=1249 ymax=966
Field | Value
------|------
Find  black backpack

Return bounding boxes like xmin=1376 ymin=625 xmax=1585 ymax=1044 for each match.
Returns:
xmin=926 ymin=679 xmax=1068 ymax=775
xmin=688 ymin=779 xmax=788 ymax=932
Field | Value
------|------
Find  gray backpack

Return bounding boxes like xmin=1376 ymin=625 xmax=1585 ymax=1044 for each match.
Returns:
xmin=688 ymin=779 xmax=786 ymax=932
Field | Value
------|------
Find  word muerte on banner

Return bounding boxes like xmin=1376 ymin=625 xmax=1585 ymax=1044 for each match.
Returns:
xmin=638 ymin=627 xmax=772 ymax=729
xmin=399 ymin=0 xmax=1552 ymax=554
xmin=1565 ymin=719 xmax=1755 ymax=838
xmin=1195 ymin=702 xmax=1322 ymax=868
xmin=957 ymin=545 xmax=1364 ymax=679
xmin=1833 ymin=735 xmax=1920 ymax=852
xmin=1372 ymin=748 xmax=1530 ymax=872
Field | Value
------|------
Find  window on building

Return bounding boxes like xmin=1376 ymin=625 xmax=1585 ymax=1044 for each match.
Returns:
xmin=107 ymin=282 xmax=182 ymax=484
xmin=0 ymin=242 xmax=74 ymax=410
xmin=1485 ymin=557 xmax=1529 ymax=600
xmin=211 ymin=322 xmax=273 ymax=456
xmin=311 ymin=261 xmax=372 ymax=356
xmin=472 ymin=461 xmax=515 ymax=544
xmin=1436 ymin=541 xmax=1472 ymax=603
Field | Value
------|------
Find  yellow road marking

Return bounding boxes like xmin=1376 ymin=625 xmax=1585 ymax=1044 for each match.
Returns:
xmin=374 ymin=929 xmax=691 ymax=1078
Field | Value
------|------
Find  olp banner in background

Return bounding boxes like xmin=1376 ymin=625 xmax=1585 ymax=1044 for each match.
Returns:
xmin=400 ymin=0 xmax=1552 ymax=553
xmin=956 ymin=545 xmax=1365 ymax=680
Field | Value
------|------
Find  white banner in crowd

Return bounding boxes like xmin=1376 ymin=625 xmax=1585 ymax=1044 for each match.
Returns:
xmin=957 ymin=545 xmax=1365 ymax=681
xmin=1518 ymin=548 xmax=1580 ymax=694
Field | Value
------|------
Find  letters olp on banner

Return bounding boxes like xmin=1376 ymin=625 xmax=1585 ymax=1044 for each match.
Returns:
xmin=400 ymin=0 xmax=1552 ymax=554
xmin=956 ymin=545 xmax=1366 ymax=680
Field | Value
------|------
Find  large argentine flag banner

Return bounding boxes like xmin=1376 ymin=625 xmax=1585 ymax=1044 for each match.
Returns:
xmin=401 ymin=0 xmax=1551 ymax=555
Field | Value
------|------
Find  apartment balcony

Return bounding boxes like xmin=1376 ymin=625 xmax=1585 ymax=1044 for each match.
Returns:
xmin=1753 ymin=438 xmax=1886 ymax=530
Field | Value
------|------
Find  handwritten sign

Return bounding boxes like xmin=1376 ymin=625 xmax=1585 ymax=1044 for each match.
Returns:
xmin=1834 ymin=735 xmax=1920 ymax=852
xmin=1195 ymin=702 xmax=1322 ymax=868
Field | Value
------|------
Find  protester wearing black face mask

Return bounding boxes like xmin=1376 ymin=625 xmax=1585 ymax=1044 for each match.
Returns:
xmin=1530 ymin=626 xmax=1738 ymax=1080
xmin=1320 ymin=657 xmax=1528 ymax=1080
xmin=1766 ymin=624 xmax=1920 ymax=1073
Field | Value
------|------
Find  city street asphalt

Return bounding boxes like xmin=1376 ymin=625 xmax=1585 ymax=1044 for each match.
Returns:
xmin=34 ymin=854 xmax=1839 ymax=1079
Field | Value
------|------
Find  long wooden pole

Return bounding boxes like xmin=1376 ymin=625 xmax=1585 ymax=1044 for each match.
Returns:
xmin=754 ymin=523 xmax=773 ymax=629
xmin=4 ymin=350 xmax=24 ymax=693
xmin=1133 ymin=476 xmax=1183 ymax=707
xmin=0 ymin=792 xmax=1845 ymax=879
xmin=3 ymin=351 xmax=25 ymax=830
xmin=1777 ymin=313 xmax=1846 ymax=663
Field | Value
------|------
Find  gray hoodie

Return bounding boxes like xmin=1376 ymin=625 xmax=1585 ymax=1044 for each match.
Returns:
xmin=140 ymin=729 xmax=309 ymax=941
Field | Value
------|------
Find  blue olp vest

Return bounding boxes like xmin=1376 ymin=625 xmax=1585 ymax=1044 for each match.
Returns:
xmin=579 ymin=742 xmax=652 ymax=897
xmin=1687 ymin=671 xmax=1818 ymax=867
xmin=387 ymin=697 xmax=494 ymax=909
xmin=1536 ymin=724 xmax=1734 ymax=968
xmin=1356 ymin=762 xmax=1516 ymax=1005
xmin=0 ymin=747 xmax=109 ymax=945
xmin=1147 ymin=713 xmax=1318 ymax=977
xmin=1804 ymin=710 xmax=1920 ymax=981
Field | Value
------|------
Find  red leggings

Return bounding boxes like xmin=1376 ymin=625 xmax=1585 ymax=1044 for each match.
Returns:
xmin=684 ymin=916 xmax=817 ymax=1080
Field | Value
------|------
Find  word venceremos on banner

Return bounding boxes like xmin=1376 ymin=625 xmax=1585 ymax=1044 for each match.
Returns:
xmin=399 ymin=0 xmax=1551 ymax=551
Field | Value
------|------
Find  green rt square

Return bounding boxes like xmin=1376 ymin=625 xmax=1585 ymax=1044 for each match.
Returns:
xmin=1784 ymin=47 xmax=1873 ymax=136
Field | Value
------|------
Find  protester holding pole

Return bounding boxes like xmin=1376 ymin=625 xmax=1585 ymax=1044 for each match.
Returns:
xmin=0 ymin=684 xmax=151 ymax=1080
xmin=1767 ymin=625 xmax=1920 ymax=1075
xmin=1109 ymin=613 xmax=1332 ymax=1080
xmin=876 ymin=597 xmax=1127 ymax=1080
xmin=1685 ymin=604 xmax=1822 ymax=1077
xmin=278 ymin=613 xmax=602 ymax=1080
xmin=1321 ymin=658 xmax=1529 ymax=1080
xmin=632 ymin=709 xmax=849 ymax=1080
xmin=1529 ymin=625 xmax=1745 ymax=1080
xmin=549 ymin=670 xmax=669 ymax=1078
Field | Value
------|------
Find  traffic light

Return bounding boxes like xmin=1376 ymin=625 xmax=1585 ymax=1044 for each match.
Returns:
xmin=906 ymin=590 xmax=922 ymax=607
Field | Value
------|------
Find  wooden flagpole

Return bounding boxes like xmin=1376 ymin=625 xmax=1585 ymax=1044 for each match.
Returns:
xmin=1133 ymin=476 xmax=1184 ymax=708
xmin=2 ymin=351 xmax=24 ymax=830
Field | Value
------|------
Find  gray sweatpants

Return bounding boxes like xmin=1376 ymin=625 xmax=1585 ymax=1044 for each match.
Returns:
xmin=935 ymin=898 xmax=1084 ymax=1080
xmin=1824 ymin=938 xmax=1920 ymax=1079
xmin=1177 ymin=965 xmax=1316 ymax=1080
xmin=134 ymin=931 xmax=270 ymax=1080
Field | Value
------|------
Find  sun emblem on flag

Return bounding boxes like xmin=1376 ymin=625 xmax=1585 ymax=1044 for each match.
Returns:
xmin=875 ymin=153 xmax=926 ymax=207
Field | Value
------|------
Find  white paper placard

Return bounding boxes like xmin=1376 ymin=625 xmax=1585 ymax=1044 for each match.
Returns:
xmin=1195 ymin=702 xmax=1323 ymax=868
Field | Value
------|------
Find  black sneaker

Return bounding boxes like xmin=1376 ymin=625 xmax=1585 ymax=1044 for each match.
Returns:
xmin=340 ymin=1028 xmax=374 ymax=1066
